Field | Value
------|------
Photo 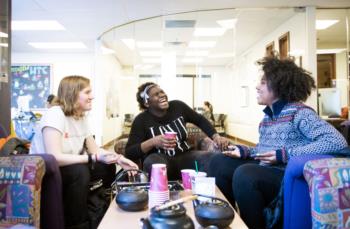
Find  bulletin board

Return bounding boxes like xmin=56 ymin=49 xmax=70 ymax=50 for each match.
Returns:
xmin=11 ymin=65 xmax=52 ymax=109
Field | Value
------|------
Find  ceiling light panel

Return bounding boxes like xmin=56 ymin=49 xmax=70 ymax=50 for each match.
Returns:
xmin=185 ymin=50 xmax=209 ymax=56
xmin=182 ymin=58 xmax=203 ymax=63
xmin=216 ymin=19 xmax=238 ymax=29
xmin=12 ymin=20 xmax=65 ymax=31
xmin=28 ymin=42 xmax=87 ymax=49
xmin=193 ymin=28 xmax=226 ymax=37
xmin=142 ymin=58 xmax=161 ymax=63
xmin=139 ymin=51 xmax=162 ymax=56
xmin=316 ymin=20 xmax=339 ymax=30
xmin=188 ymin=41 xmax=216 ymax=48
xmin=0 ymin=43 xmax=8 ymax=47
xmin=137 ymin=41 xmax=162 ymax=48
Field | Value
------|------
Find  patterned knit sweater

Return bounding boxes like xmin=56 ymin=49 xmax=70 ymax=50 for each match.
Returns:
xmin=236 ymin=100 xmax=348 ymax=164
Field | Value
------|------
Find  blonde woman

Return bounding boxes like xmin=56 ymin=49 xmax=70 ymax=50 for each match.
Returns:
xmin=30 ymin=75 xmax=138 ymax=229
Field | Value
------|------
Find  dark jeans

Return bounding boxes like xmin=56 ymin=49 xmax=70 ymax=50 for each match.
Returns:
xmin=208 ymin=153 xmax=284 ymax=229
xmin=143 ymin=150 xmax=217 ymax=180
xmin=60 ymin=162 xmax=116 ymax=229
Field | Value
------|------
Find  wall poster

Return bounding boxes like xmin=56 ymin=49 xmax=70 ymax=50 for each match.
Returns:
xmin=11 ymin=65 xmax=52 ymax=110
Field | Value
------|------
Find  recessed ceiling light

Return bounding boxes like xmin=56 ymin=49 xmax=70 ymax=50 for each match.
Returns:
xmin=193 ymin=28 xmax=226 ymax=37
xmin=0 ymin=43 xmax=8 ymax=47
xmin=316 ymin=48 xmax=346 ymax=54
xmin=121 ymin=38 xmax=135 ymax=50
xmin=188 ymin=41 xmax=216 ymax=48
xmin=12 ymin=20 xmax=65 ymax=31
xmin=28 ymin=42 xmax=87 ymax=49
xmin=216 ymin=19 xmax=237 ymax=29
xmin=0 ymin=32 xmax=8 ymax=38
xmin=208 ymin=52 xmax=235 ymax=58
xmin=143 ymin=58 xmax=161 ymax=63
xmin=316 ymin=20 xmax=339 ymax=30
xmin=182 ymin=58 xmax=203 ymax=63
xmin=137 ymin=41 xmax=163 ymax=48
xmin=139 ymin=51 xmax=162 ymax=56
xmin=185 ymin=50 xmax=209 ymax=57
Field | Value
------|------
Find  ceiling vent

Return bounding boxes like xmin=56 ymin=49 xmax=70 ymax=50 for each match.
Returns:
xmin=165 ymin=20 xmax=196 ymax=28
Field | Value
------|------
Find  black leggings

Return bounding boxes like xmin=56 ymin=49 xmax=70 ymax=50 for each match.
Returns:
xmin=143 ymin=150 xmax=217 ymax=180
xmin=60 ymin=162 xmax=115 ymax=229
xmin=208 ymin=153 xmax=284 ymax=229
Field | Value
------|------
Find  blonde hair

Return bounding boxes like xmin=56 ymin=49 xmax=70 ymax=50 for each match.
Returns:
xmin=54 ymin=75 xmax=90 ymax=118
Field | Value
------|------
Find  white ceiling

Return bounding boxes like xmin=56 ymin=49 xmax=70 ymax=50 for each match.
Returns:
xmin=11 ymin=0 xmax=350 ymax=60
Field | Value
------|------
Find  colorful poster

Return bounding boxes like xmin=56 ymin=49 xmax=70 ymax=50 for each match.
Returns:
xmin=11 ymin=65 xmax=51 ymax=109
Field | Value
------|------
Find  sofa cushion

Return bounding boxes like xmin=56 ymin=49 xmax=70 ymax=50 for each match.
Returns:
xmin=304 ymin=158 xmax=350 ymax=228
xmin=0 ymin=155 xmax=45 ymax=228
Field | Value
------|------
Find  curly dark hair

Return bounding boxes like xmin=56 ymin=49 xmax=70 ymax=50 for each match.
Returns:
xmin=257 ymin=55 xmax=315 ymax=102
xmin=136 ymin=82 xmax=157 ymax=110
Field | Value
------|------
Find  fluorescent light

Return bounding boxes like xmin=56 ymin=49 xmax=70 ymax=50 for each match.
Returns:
xmin=121 ymin=38 xmax=135 ymax=50
xmin=0 ymin=32 xmax=8 ymax=38
xmin=142 ymin=58 xmax=161 ymax=63
xmin=193 ymin=28 xmax=226 ymax=37
xmin=208 ymin=52 xmax=235 ymax=58
xmin=0 ymin=43 xmax=8 ymax=47
xmin=216 ymin=19 xmax=237 ymax=29
xmin=137 ymin=41 xmax=162 ymax=48
xmin=12 ymin=20 xmax=65 ymax=31
xmin=134 ymin=64 xmax=154 ymax=70
xmin=101 ymin=46 xmax=115 ymax=54
xmin=188 ymin=41 xmax=216 ymax=48
xmin=185 ymin=50 xmax=209 ymax=57
xmin=317 ymin=48 xmax=346 ymax=54
xmin=182 ymin=58 xmax=203 ymax=63
xmin=316 ymin=20 xmax=339 ymax=30
xmin=139 ymin=51 xmax=162 ymax=57
xmin=29 ymin=42 xmax=87 ymax=49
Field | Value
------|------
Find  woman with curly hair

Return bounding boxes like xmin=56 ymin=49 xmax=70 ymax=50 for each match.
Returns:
xmin=208 ymin=56 xmax=347 ymax=228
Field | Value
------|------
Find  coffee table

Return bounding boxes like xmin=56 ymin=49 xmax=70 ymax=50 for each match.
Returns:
xmin=98 ymin=186 xmax=248 ymax=229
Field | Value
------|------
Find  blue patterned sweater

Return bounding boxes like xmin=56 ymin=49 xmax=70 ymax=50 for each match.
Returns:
xmin=236 ymin=100 xmax=348 ymax=164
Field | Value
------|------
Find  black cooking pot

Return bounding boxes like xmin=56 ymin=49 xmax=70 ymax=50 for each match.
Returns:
xmin=193 ymin=194 xmax=235 ymax=228
xmin=140 ymin=204 xmax=194 ymax=229
xmin=115 ymin=169 xmax=149 ymax=211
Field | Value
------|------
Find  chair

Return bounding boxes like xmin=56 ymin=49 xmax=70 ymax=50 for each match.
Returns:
xmin=213 ymin=114 xmax=226 ymax=135
xmin=0 ymin=154 xmax=64 ymax=229
xmin=283 ymin=154 xmax=333 ymax=229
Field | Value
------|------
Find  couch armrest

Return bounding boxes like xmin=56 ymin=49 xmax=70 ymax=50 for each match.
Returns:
xmin=283 ymin=154 xmax=333 ymax=229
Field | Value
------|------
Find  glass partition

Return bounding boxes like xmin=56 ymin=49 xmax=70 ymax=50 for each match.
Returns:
xmin=316 ymin=9 xmax=350 ymax=119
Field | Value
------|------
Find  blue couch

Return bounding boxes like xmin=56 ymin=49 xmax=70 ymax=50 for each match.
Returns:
xmin=283 ymin=154 xmax=334 ymax=229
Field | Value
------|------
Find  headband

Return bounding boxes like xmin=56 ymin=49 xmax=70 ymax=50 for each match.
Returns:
xmin=140 ymin=84 xmax=156 ymax=103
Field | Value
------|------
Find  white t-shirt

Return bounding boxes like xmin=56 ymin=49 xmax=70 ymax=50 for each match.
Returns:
xmin=30 ymin=106 xmax=92 ymax=155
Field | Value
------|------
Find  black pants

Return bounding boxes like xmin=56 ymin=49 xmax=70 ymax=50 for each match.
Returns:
xmin=143 ymin=150 xmax=217 ymax=180
xmin=60 ymin=162 xmax=116 ymax=229
xmin=208 ymin=153 xmax=284 ymax=229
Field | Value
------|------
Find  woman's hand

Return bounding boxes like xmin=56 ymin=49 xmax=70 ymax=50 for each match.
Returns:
xmin=254 ymin=151 xmax=277 ymax=165
xmin=117 ymin=155 xmax=139 ymax=170
xmin=96 ymin=150 xmax=119 ymax=164
xmin=212 ymin=134 xmax=230 ymax=150
xmin=222 ymin=145 xmax=241 ymax=158
xmin=152 ymin=135 xmax=177 ymax=150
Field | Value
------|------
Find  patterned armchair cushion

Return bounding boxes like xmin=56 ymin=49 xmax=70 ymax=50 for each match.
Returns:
xmin=0 ymin=156 xmax=45 ymax=228
xmin=114 ymin=138 xmax=128 ymax=156
xmin=303 ymin=158 xmax=350 ymax=228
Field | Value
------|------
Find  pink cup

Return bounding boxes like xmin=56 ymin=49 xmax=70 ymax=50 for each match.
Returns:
xmin=164 ymin=131 xmax=177 ymax=139
xmin=150 ymin=164 xmax=168 ymax=192
xmin=181 ymin=169 xmax=195 ymax=189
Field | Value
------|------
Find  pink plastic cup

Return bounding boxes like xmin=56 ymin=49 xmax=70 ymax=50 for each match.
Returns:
xmin=150 ymin=164 xmax=168 ymax=192
xmin=164 ymin=131 xmax=177 ymax=139
xmin=181 ymin=169 xmax=195 ymax=189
